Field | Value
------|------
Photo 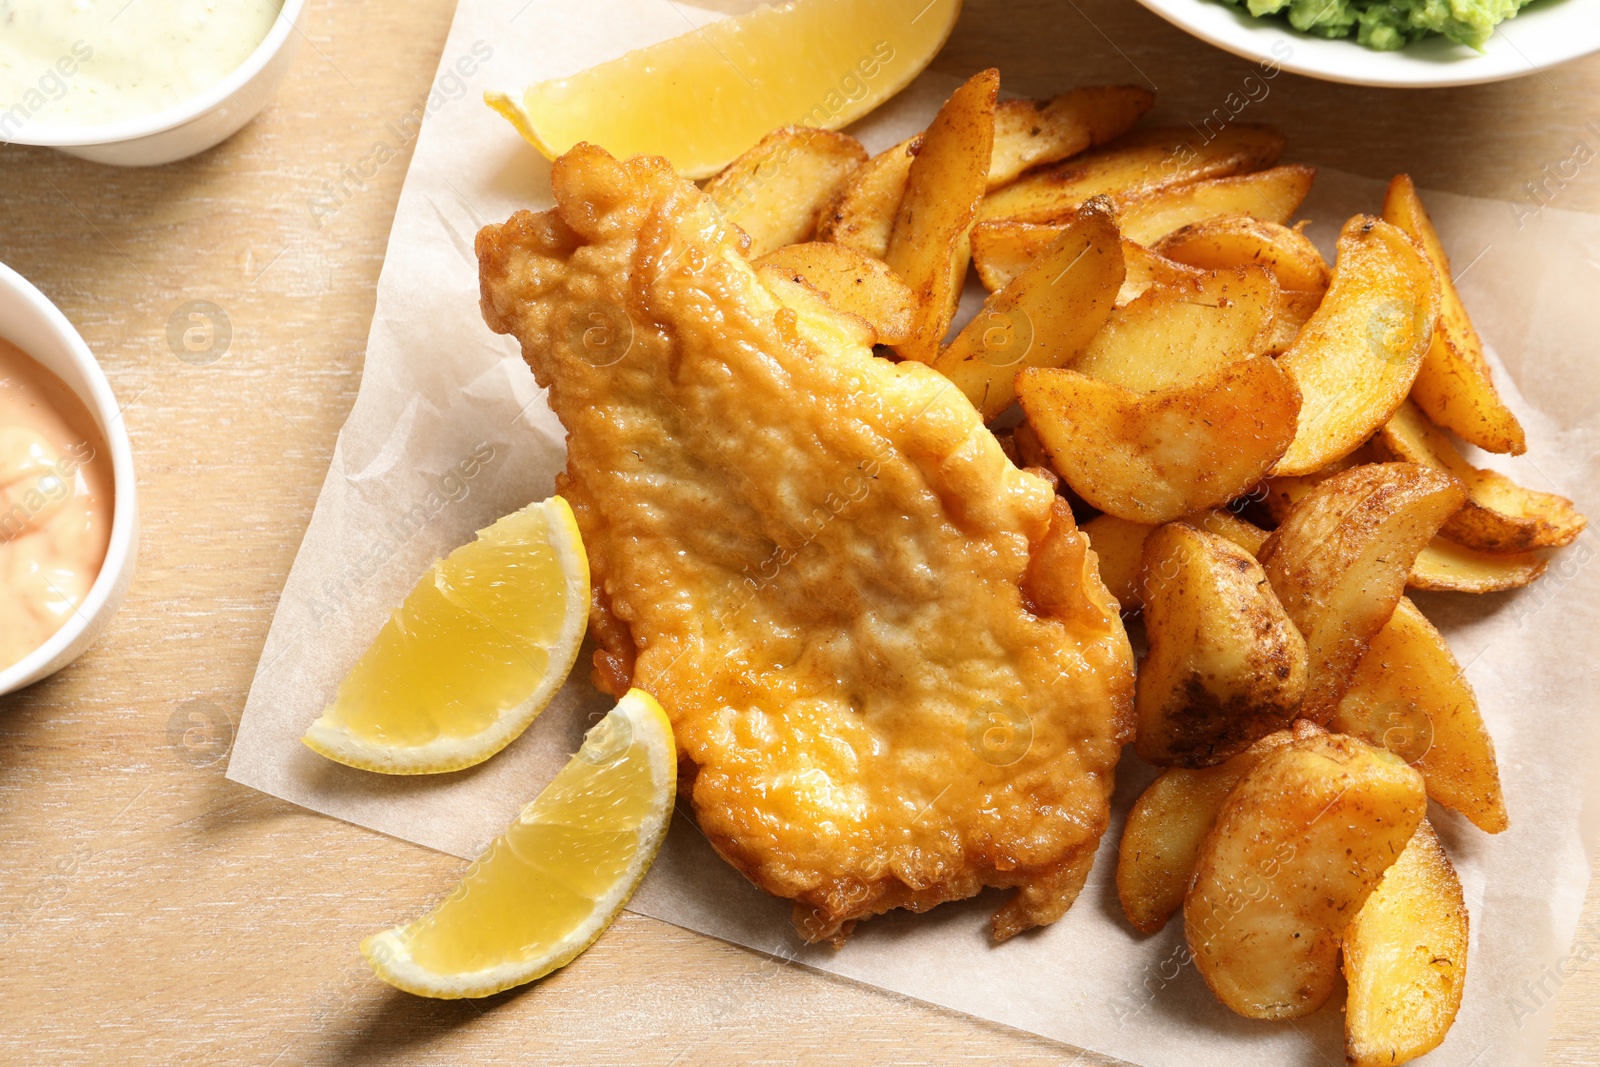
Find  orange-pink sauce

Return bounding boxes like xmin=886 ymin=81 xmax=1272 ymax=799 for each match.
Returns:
xmin=0 ymin=337 xmax=113 ymax=671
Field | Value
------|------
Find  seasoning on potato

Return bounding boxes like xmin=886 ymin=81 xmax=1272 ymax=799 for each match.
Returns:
xmin=698 ymin=68 xmax=1586 ymax=1063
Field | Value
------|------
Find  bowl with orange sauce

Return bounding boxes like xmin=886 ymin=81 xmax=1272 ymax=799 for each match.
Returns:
xmin=0 ymin=262 xmax=137 ymax=696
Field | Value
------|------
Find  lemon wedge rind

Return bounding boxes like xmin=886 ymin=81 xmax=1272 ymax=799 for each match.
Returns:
xmin=301 ymin=495 xmax=590 ymax=775
xmin=360 ymin=690 xmax=676 ymax=999
xmin=486 ymin=0 xmax=964 ymax=180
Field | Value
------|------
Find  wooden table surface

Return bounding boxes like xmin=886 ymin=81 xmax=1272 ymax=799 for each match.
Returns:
xmin=3 ymin=1 xmax=1598 ymax=1063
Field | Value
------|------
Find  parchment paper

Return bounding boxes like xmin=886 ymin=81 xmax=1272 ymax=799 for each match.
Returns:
xmin=230 ymin=2 xmax=1600 ymax=1062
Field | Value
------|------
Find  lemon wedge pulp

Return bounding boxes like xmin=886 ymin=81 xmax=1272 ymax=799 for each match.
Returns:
xmin=363 ymin=690 xmax=676 ymax=999
xmin=302 ymin=496 xmax=589 ymax=775
xmin=486 ymin=0 xmax=964 ymax=179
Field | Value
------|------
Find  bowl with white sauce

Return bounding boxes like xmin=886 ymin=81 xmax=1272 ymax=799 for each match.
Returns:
xmin=0 ymin=0 xmax=307 ymax=166
xmin=0 ymin=261 xmax=138 ymax=697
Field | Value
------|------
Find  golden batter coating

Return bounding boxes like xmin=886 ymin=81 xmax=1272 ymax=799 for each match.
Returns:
xmin=477 ymin=144 xmax=1134 ymax=943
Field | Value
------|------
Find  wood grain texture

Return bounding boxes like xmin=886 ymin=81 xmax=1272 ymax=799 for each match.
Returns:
xmin=1 ymin=1 xmax=1598 ymax=1063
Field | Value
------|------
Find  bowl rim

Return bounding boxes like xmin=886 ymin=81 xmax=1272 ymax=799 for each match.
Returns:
xmin=0 ymin=261 xmax=138 ymax=694
xmin=3 ymin=0 xmax=307 ymax=148
xmin=1132 ymin=0 xmax=1600 ymax=88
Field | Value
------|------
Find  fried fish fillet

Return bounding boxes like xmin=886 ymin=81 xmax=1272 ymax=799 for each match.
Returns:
xmin=477 ymin=144 xmax=1135 ymax=943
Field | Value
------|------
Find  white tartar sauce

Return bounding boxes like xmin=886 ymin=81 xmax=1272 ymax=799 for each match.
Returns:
xmin=0 ymin=0 xmax=283 ymax=129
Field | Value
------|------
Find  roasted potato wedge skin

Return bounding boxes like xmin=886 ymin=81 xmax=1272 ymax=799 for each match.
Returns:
xmin=1083 ymin=513 xmax=1153 ymax=612
xmin=1344 ymin=820 xmax=1469 ymax=1067
xmin=1120 ymin=767 xmax=1244 ymax=935
xmin=755 ymin=264 xmax=878 ymax=351
xmin=1410 ymin=538 xmax=1547 ymax=592
xmin=1156 ymin=215 xmax=1330 ymax=294
xmin=1073 ymin=267 xmax=1279 ymax=392
xmin=971 ymin=219 xmax=1203 ymax=300
xmin=1259 ymin=463 xmax=1466 ymax=722
xmin=1376 ymin=400 xmax=1585 ymax=552
xmin=886 ymin=69 xmax=998 ymax=363
xmin=990 ymin=85 xmax=1154 ymax=187
xmin=1197 ymin=507 xmax=1271 ymax=556
xmin=977 ymin=124 xmax=1287 ymax=225
xmin=1085 ymin=508 xmax=1268 ymax=612
xmin=817 ymin=137 xmax=918 ymax=260
xmin=1334 ymin=597 xmax=1508 ymax=832
xmin=1118 ymin=725 xmax=1310 ymax=934
xmin=1262 ymin=462 xmax=1549 ymax=593
xmin=1273 ymin=215 xmax=1441 ymax=476
xmin=1019 ymin=357 xmax=1300 ymax=524
xmin=1135 ymin=524 xmax=1308 ymax=767
xmin=1117 ymin=165 xmax=1316 ymax=246
xmin=1185 ymin=732 xmax=1427 ymax=1020
xmin=1384 ymin=174 xmax=1526 ymax=455
xmin=819 ymin=85 xmax=1151 ymax=263
xmin=704 ymin=126 xmax=868 ymax=257
xmin=1263 ymin=288 xmax=1321 ymax=356
xmin=755 ymin=242 xmax=917 ymax=345
xmin=933 ymin=200 xmax=1123 ymax=417
xmin=1154 ymin=217 xmax=1328 ymax=355
xmin=1117 ymin=240 xmax=1209 ymax=307
xmin=970 ymin=219 xmax=1058 ymax=292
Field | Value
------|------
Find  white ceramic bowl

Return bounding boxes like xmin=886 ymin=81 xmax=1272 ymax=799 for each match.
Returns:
xmin=0 ymin=262 xmax=138 ymax=697
xmin=1134 ymin=0 xmax=1600 ymax=87
xmin=3 ymin=0 xmax=307 ymax=166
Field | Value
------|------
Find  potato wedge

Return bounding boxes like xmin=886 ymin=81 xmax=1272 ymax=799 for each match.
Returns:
xmin=1195 ymin=507 xmax=1271 ymax=556
xmin=1263 ymin=288 xmax=1321 ymax=356
xmin=1259 ymin=463 xmax=1465 ymax=722
xmin=1083 ymin=513 xmax=1153 ymax=612
xmin=970 ymin=219 xmax=1204 ymax=300
xmin=1185 ymin=731 xmax=1426 ymax=1020
xmin=1117 ymin=726 xmax=1310 ymax=934
xmin=1410 ymin=538 xmax=1547 ymax=592
xmin=1261 ymin=462 xmax=1548 ymax=593
xmin=886 ymin=69 xmax=998 ymax=363
xmin=1344 ymin=820 xmax=1469 ymax=1067
xmin=1257 ymin=467 xmax=1352 ymax=525
xmin=1156 ymin=215 xmax=1331 ymax=294
xmin=977 ymin=124 xmax=1286 ymax=226
xmin=1375 ymin=400 xmax=1585 ymax=552
xmin=754 ymin=242 xmax=917 ymax=345
xmin=932 ymin=200 xmax=1123 ymax=418
xmin=1334 ymin=596 xmax=1508 ymax=832
xmin=1118 ymin=241 xmax=1209 ymax=307
xmin=816 ymin=137 xmax=918 ymax=260
xmin=969 ymin=219 xmax=1058 ymax=292
xmin=703 ymin=126 xmax=867 ymax=257
xmin=1273 ymin=215 xmax=1441 ymax=476
xmin=1121 ymin=767 xmax=1245 ymax=936
xmin=755 ymin=265 xmax=877 ymax=352
xmin=1085 ymin=509 xmax=1268 ymax=612
xmin=1135 ymin=523 xmax=1308 ymax=767
xmin=1072 ymin=267 xmax=1279 ymax=392
xmin=820 ymin=85 xmax=1153 ymax=262
xmin=1384 ymin=174 xmax=1526 ymax=455
xmin=989 ymin=85 xmax=1155 ymax=187
xmin=1116 ymin=165 xmax=1316 ymax=246
xmin=1151 ymin=218 xmax=1332 ymax=355
xmin=1020 ymin=357 xmax=1300 ymax=524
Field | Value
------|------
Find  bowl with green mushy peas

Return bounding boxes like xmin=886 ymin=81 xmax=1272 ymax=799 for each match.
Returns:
xmin=1135 ymin=0 xmax=1600 ymax=86
xmin=0 ymin=0 xmax=307 ymax=165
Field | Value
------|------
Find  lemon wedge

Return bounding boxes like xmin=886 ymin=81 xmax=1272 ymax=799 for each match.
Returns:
xmin=486 ymin=0 xmax=963 ymax=179
xmin=363 ymin=690 xmax=676 ymax=998
xmin=302 ymin=496 xmax=589 ymax=775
